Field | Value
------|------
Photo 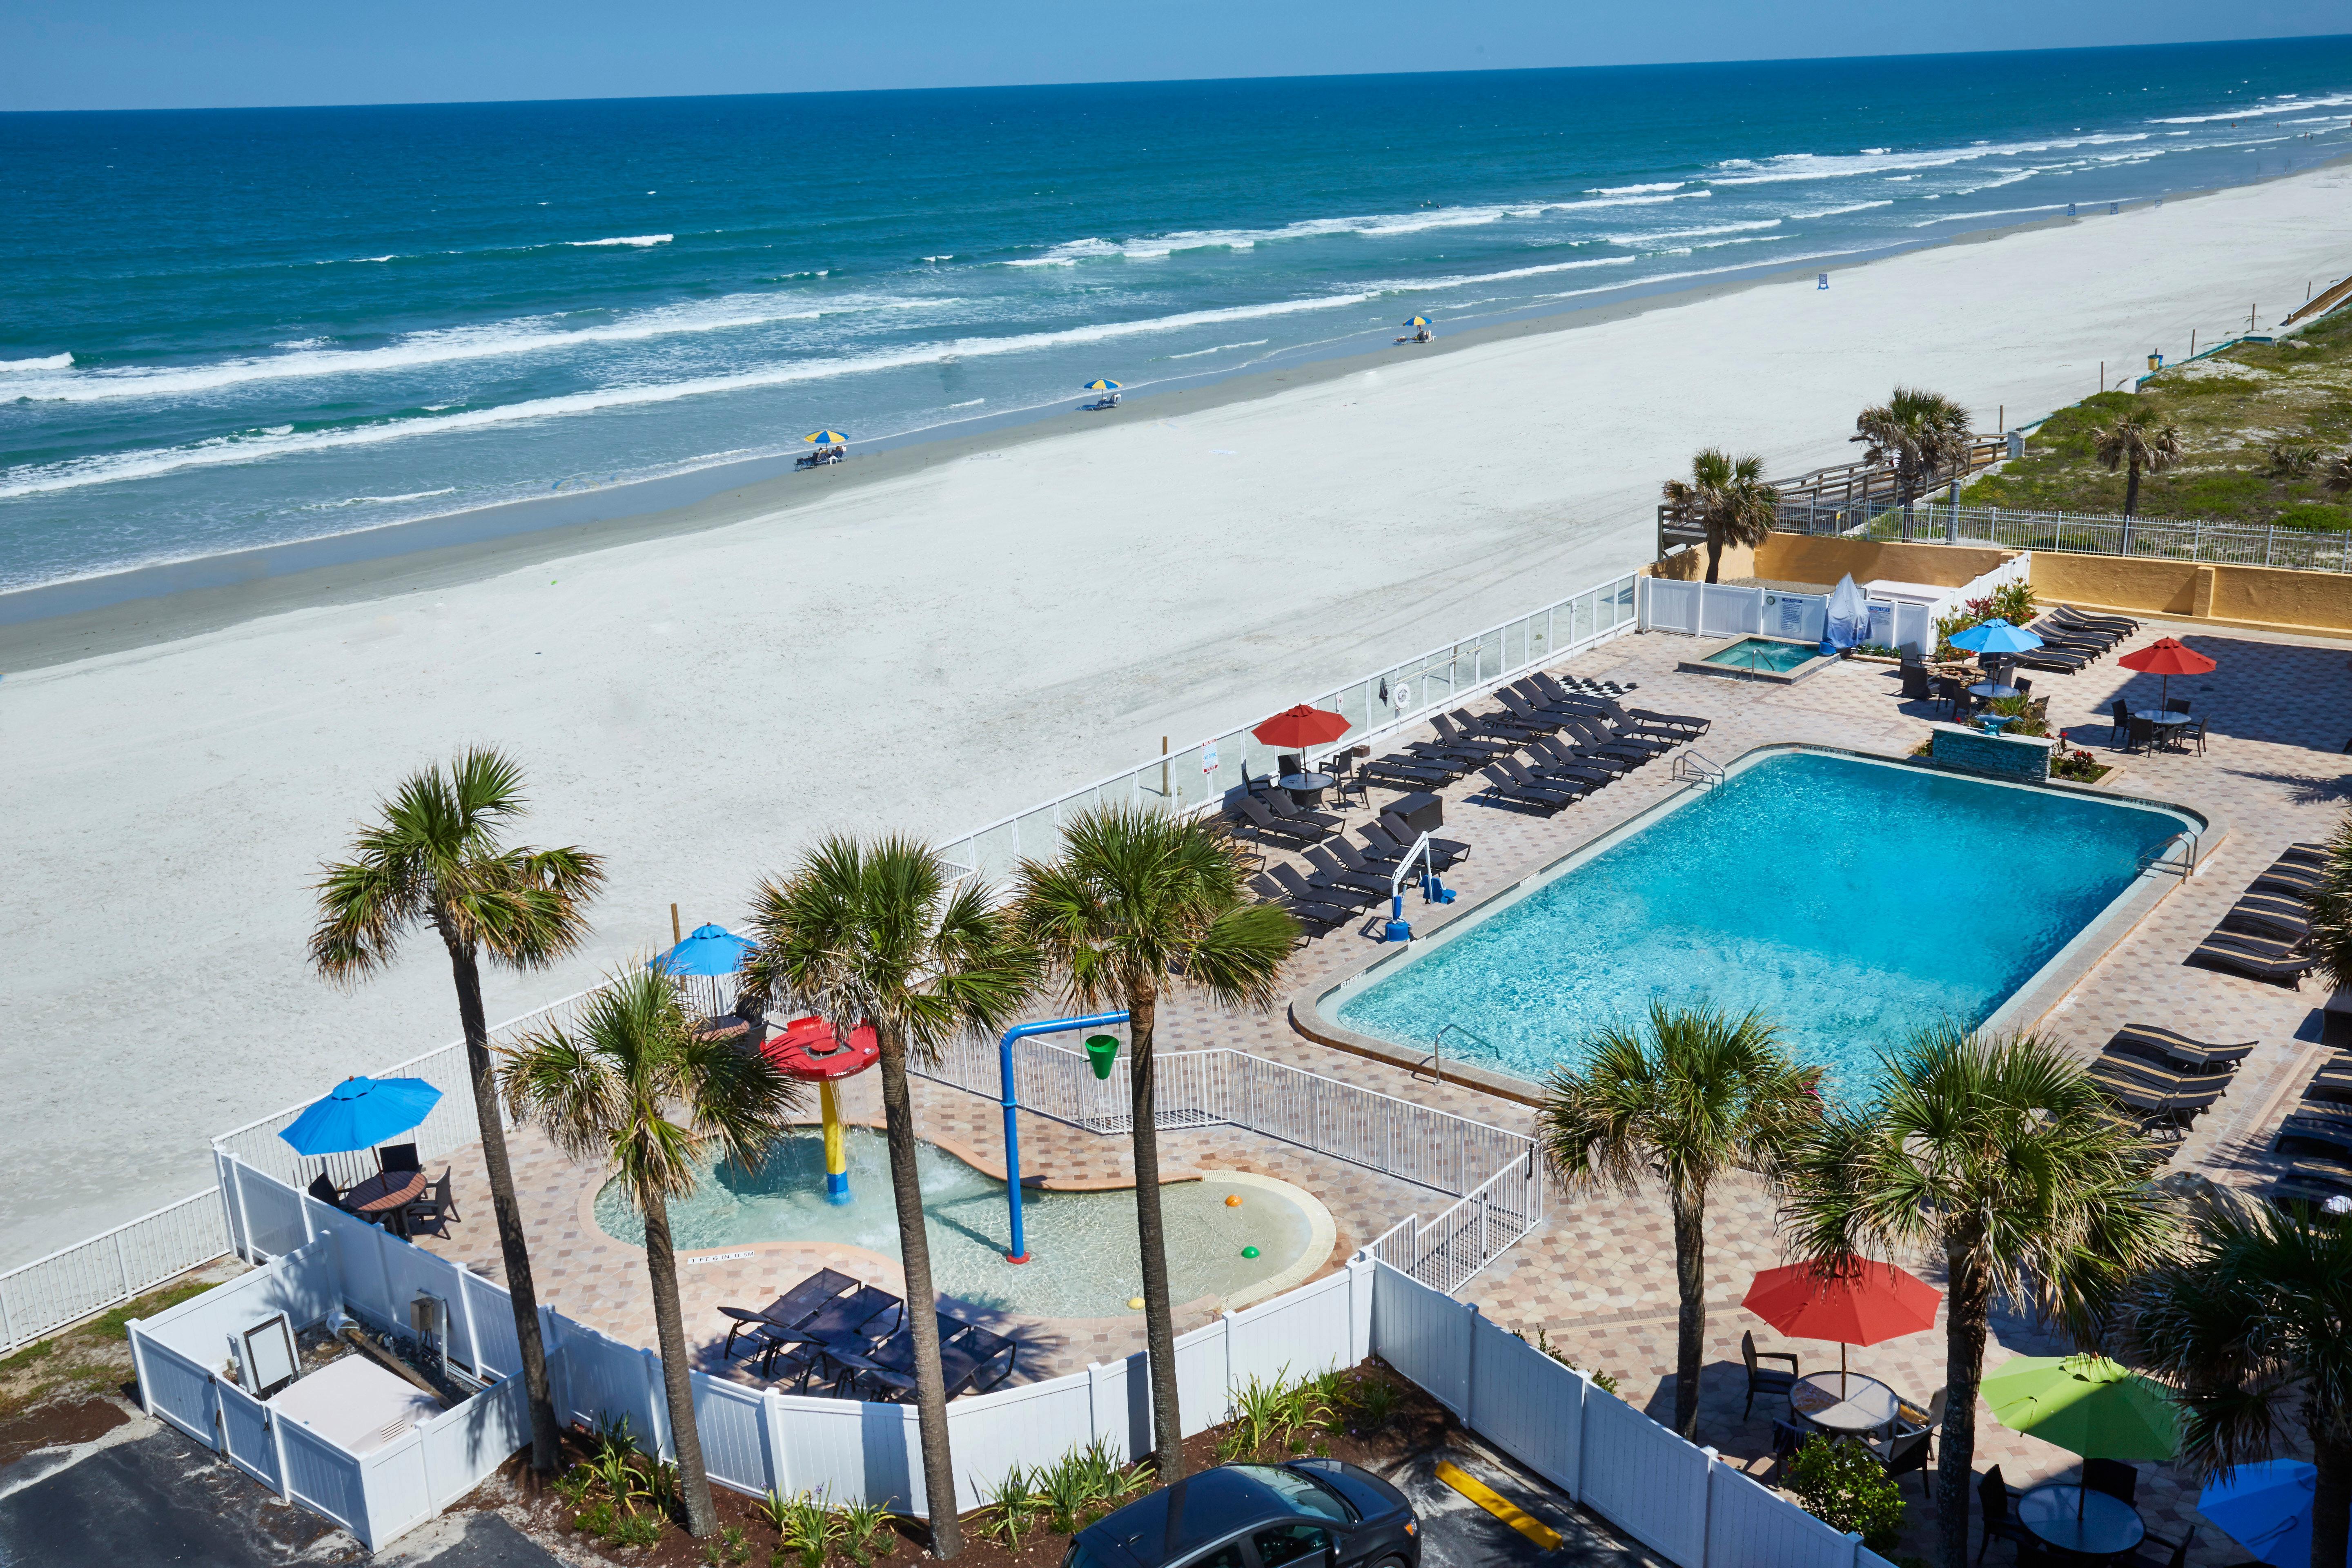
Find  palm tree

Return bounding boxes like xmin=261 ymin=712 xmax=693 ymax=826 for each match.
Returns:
xmin=308 ymin=748 xmax=604 ymax=1474
xmin=1780 ymin=1026 xmax=2172 ymax=1568
xmin=2125 ymin=1189 xmax=2352 ymax=1568
xmin=2093 ymin=408 xmax=2185 ymax=541
xmin=2324 ymin=452 xmax=2352 ymax=494
xmin=1662 ymin=448 xmax=1779 ymax=584
xmin=501 ymin=967 xmax=801 ymax=1538
xmin=1011 ymin=805 xmax=1297 ymax=1482
xmin=1537 ymin=1003 xmax=1820 ymax=1440
xmin=742 ymin=837 xmax=1033 ymax=1558
xmin=1853 ymin=388 xmax=1975 ymax=540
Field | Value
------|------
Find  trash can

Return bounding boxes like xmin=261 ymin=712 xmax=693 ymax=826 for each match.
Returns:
xmin=1389 ymin=791 xmax=1445 ymax=836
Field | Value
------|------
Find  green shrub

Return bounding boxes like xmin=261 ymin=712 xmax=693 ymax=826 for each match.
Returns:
xmin=704 ymin=1525 xmax=753 ymax=1566
xmin=1786 ymin=1435 xmax=1906 ymax=1551
xmin=613 ymin=1513 xmax=663 ymax=1548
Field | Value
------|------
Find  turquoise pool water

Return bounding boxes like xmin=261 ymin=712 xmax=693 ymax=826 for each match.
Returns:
xmin=593 ymin=1127 xmax=1313 ymax=1319
xmin=1703 ymin=637 xmax=1823 ymax=674
xmin=1332 ymin=751 xmax=2190 ymax=1097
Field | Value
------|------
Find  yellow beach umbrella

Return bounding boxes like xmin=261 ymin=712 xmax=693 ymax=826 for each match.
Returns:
xmin=802 ymin=430 xmax=848 ymax=445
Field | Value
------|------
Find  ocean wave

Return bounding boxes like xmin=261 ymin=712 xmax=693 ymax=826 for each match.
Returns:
xmin=568 ymin=234 xmax=673 ymax=247
xmin=305 ymin=487 xmax=459 ymax=508
xmin=0 ymin=290 xmax=958 ymax=403
xmin=1784 ymin=200 xmax=1896 ymax=217
xmin=1368 ymin=254 xmax=1642 ymax=292
xmin=0 ymin=352 xmax=73 ymax=371
xmin=1585 ymin=181 xmax=1684 ymax=194
xmin=1604 ymin=219 xmax=1780 ymax=245
xmin=2148 ymin=91 xmax=2352 ymax=124
xmin=1017 ymin=190 xmax=1712 ymax=263
xmin=0 ymin=291 xmax=1385 ymax=499
xmin=1167 ymin=338 xmax=1271 ymax=358
xmin=1709 ymin=131 xmax=2152 ymax=185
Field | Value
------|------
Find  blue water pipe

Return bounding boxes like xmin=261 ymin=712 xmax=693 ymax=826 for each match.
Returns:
xmin=998 ymin=1011 xmax=1130 ymax=1263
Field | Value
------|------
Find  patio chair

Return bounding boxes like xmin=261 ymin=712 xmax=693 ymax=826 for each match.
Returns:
xmin=378 ymin=1143 xmax=422 ymax=1175
xmin=2125 ymin=1530 xmax=2194 ymax=1568
xmin=1977 ymin=1466 xmax=2045 ymax=1565
xmin=2188 ymin=929 xmax=2317 ymax=989
xmin=1261 ymin=789 xmax=1345 ymax=835
xmin=1276 ymin=752 xmax=1302 ymax=780
xmin=2107 ymin=699 xmax=2132 ymax=746
xmin=2105 ymin=1025 xmax=2255 ymax=1076
xmin=1604 ymin=697 xmax=1708 ymax=736
xmin=1372 ymin=814 xmax=1472 ymax=867
xmin=1770 ymin=1418 xmax=1806 ymax=1461
xmin=1900 ymin=662 xmax=1932 ymax=701
xmin=2252 ymin=860 xmax=2323 ymax=898
xmin=1305 ymin=844 xmax=1392 ymax=896
xmin=1741 ymin=1330 xmax=1798 ymax=1418
xmin=1232 ymin=795 xmax=1329 ymax=849
xmin=2127 ymin=715 xmax=2156 ymax=754
xmin=1247 ymin=873 xmax=1355 ymax=939
xmin=1270 ymin=860 xmax=1382 ymax=911
xmin=2282 ymin=841 xmax=2330 ymax=866
xmin=2222 ymin=896 xmax=2309 ymax=946
xmin=403 ymin=1169 xmax=460 ymax=1238
xmin=306 ymin=1173 xmax=352 ymax=1212
xmin=1874 ymin=1424 xmax=1932 ymax=1489
xmin=1494 ymin=756 xmax=1592 ymax=805
xmin=1325 ymin=755 xmax=1372 ymax=809
xmin=2173 ymin=716 xmax=2207 ymax=755
xmin=1475 ymin=764 xmax=1577 ymax=814
xmin=2083 ymin=1457 xmax=2139 ymax=1505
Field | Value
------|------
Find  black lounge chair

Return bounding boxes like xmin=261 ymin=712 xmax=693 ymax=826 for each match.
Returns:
xmin=2306 ymin=1052 xmax=2352 ymax=1102
xmin=1362 ymin=753 xmax=1458 ymax=787
xmin=2189 ymin=928 xmax=2317 ymax=988
xmin=1524 ymin=750 xmax=1619 ymax=791
xmin=1476 ymin=764 xmax=1577 ymax=813
xmin=1232 ymin=795 xmax=1329 ymax=849
xmin=1447 ymin=706 xmax=1546 ymax=746
xmin=2223 ymin=896 xmax=2310 ymax=946
xmin=1247 ymin=873 xmax=1355 ymax=937
xmin=1370 ymin=814 xmax=1472 ymax=867
xmin=1532 ymin=734 xmax=1635 ymax=777
xmin=2252 ymin=860 xmax=2322 ymax=899
xmin=1323 ymin=835 xmax=1403 ymax=885
xmin=2281 ymin=842 xmax=2332 ymax=867
xmin=719 ymin=1267 xmax=860 ymax=1362
xmin=2013 ymin=646 xmax=2089 ymax=676
xmin=1261 ymin=789 xmax=1345 ymax=836
xmin=1305 ymin=844 xmax=1392 ymax=897
xmin=1602 ymin=697 xmax=1707 ymax=737
xmin=2103 ymin=1025 xmax=2255 ymax=1076
xmin=1561 ymin=717 xmax=1660 ymax=764
xmin=1270 ymin=860 xmax=1382 ymax=911
xmin=1428 ymin=713 xmax=1520 ymax=759
xmin=1494 ymin=756 xmax=1593 ymax=805
xmin=1492 ymin=689 xmax=1571 ymax=734
xmin=2054 ymin=604 xmax=2139 ymax=635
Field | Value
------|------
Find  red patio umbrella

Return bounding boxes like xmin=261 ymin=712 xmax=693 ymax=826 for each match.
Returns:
xmin=2116 ymin=637 xmax=2217 ymax=714
xmin=1743 ymin=1255 xmax=1940 ymax=1377
xmin=1251 ymin=704 xmax=1352 ymax=751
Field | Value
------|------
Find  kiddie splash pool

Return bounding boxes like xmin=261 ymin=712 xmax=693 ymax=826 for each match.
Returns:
xmin=593 ymin=1126 xmax=1329 ymax=1318
xmin=1679 ymin=635 xmax=1833 ymax=684
xmin=1318 ymin=748 xmax=2202 ymax=1099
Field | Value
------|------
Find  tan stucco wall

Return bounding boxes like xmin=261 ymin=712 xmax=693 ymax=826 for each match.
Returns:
xmin=2031 ymin=552 xmax=2352 ymax=639
xmin=1753 ymin=535 xmax=2013 ymax=588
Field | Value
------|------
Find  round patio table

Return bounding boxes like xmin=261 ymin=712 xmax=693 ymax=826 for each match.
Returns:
xmin=1968 ymin=682 xmax=2021 ymax=700
xmin=2133 ymin=710 xmax=2191 ymax=751
xmin=1278 ymin=772 xmax=1334 ymax=806
xmin=342 ymin=1170 xmax=426 ymax=1234
xmin=1790 ymin=1371 xmax=1901 ymax=1437
xmin=2017 ymin=1485 xmax=2145 ymax=1558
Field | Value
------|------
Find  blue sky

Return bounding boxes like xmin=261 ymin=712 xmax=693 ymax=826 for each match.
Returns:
xmin=2 ymin=0 xmax=2346 ymax=111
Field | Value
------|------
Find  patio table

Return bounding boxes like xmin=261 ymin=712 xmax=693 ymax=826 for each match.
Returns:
xmin=2133 ymin=710 xmax=2192 ymax=751
xmin=1278 ymin=772 xmax=1334 ymax=807
xmin=1968 ymin=682 xmax=2020 ymax=700
xmin=1790 ymin=1371 xmax=1901 ymax=1437
xmin=341 ymin=1170 xmax=427 ymax=1234
xmin=2017 ymin=1485 xmax=2145 ymax=1558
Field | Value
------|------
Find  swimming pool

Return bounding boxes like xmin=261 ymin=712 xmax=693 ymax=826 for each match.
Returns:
xmin=1704 ymin=637 xmax=1822 ymax=673
xmin=1325 ymin=749 xmax=2197 ymax=1098
xmin=593 ymin=1126 xmax=1325 ymax=1319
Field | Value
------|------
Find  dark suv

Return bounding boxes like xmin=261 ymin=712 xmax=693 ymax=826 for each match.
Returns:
xmin=1062 ymin=1460 xmax=1419 ymax=1568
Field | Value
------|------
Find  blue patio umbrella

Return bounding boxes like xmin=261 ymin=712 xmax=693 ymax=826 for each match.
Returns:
xmin=651 ymin=923 xmax=753 ymax=978
xmin=1949 ymin=617 xmax=2044 ymax=656
xmin=2201 ymin=1460 xmax=2346 ymax=1568
xmin=278 ymin=1076 xmax=442 ymax=1156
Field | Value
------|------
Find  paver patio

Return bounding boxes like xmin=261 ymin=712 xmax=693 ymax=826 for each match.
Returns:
xmin=414 ymin=612 xmax=2349 ymax=1566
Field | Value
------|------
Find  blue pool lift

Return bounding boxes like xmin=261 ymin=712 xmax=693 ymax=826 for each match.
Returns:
xmin=997 ymin=1012 xmax=1130 ymax=1263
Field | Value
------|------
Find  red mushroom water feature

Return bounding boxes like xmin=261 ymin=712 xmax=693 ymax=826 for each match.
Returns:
xmin=762 ymin=1016 xmax=880 ymax=1205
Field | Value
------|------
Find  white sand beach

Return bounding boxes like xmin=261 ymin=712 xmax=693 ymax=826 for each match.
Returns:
xmin=3 ymin=165 xmax=2348 ymax=1263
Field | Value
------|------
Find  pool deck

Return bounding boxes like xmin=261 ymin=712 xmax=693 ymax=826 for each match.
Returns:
xmin=421 ymin=614 xmax=2347 ymax=1563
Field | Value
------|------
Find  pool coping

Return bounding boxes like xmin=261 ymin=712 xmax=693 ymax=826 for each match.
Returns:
xmin=1288 ymin=740 xmax=2226 ymax=1105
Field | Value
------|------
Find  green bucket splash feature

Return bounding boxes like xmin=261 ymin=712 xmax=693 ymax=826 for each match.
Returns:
xmin=1085 ymin=1034 xmax=1121 ymax=1080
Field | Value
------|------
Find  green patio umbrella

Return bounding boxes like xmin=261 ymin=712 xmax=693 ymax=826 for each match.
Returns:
xmin=1984 ymin=1354 xmax=2178 ymax=1517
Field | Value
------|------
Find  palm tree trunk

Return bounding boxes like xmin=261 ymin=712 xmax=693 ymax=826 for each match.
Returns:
xmin=1669 ymin=1190 xmax=1706 ymax=1441
xmin=641 ymin=1187 xmax=719 ymax=1537
xmin=1934 ymin=1252 xmax=1991 ymax=1568
xmin=2310 ymin=1433 xmax=2352 ymax=1568
xmin=2124 ymin=456 xmax=2142 ymax=521
xmin=1127 ymin=991 xmax=1185 ymax=1483
xmin=1704 ymin=532 xmax=1724 ymax=585
xmin=877 ymin=1024 xmax=960 ymax=1556
xmin=444 ymin=938 xmax=560 ymax=1475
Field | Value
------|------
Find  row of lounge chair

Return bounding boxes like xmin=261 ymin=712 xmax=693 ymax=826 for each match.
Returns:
xmin=718 ymin=1267 xmax=1018 ymax=1401
xmin=1246 ymin=809 xmax=1474 ymax=937
xmin=2009 ymin=604 xmax=2143 ymax=677
xmin=2085 ymin=1025 xmax=2252 ymax=1138
xmin=2187 ymin=843 xmax=2328 ymax=989
xmin=1351 ymin=674 xmax=1708 ymax=816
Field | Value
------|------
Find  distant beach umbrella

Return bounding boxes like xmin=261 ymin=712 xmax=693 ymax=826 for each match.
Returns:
xmin=279 ymin=1076 xmax=443 ymax=1156
xmin=1403 ymin=317 xmax=1430 ymax=328
xmin=802 ymin=430 xmax=848 ymax=445
xmin=1082 ymin=379 xmax=1123 ymax=392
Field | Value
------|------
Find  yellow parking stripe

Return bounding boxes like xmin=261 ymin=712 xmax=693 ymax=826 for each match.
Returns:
xmin=1434 ymin=1460 xmax=1564 ymax=1551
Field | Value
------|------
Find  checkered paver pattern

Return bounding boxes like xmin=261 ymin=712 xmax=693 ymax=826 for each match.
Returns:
xmin=416 ymin=615 xmax=2350 ymax=1564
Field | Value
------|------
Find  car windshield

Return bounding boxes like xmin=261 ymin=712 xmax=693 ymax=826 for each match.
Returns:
xmin=1231 ymin=1466 xmax=1355 ymax=1523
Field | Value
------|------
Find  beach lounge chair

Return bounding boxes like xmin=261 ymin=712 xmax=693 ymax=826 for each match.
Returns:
xmin=1494 ymin=756 xmax=1593 ymax=804
xmin=1247 ymin=873 xmax=1354 ymax=937
xmin=1362 ymin=752 xmax=1459 ymax=787
xmin=1322 ymin=835 xmax=1402 ymax=886
xmin=2027 ymin=622 xmax=2112 ymax=655
xmin=1305 ymin=844 xmax=1392 ymax=897
xmin=1370 ymin=814 xmax=1472 ymax=866
xmin=2252 ymin=860 xmax=2323 ymax=899
xmin=719 ymin=1267 xmax=860 ymax=1361
xmin=1493 ymin=689 xmax=1571 ymax=734
xmin=2103 ymin=1025 xmax=2255 ymax=1076
xmin=1476 ymin=764 xmax=1577 ymax=813
xmin=1270 ymin=860 xmax=1382 ymax=911
xmin=1261 ymin=789 xmax=1345 ymax=835
xmin=2223 ymin=895 xmax=2310 ymax=946
xmin=2305 ymin=1053 xmax=2352 ymax=1102
xmin=1525 ymin=746 xmax=1621 ymax=791
xmin=2281 ymin=842 xmax=2332 ymax=867
xmin=2013 ymin=646 xmax=2089 ymax=676
xmin=1602 ymin=697 xmax=1707 ymax=737
xmin=2188 ymin=928 xmax=2316 ymax=988
xmin=1232 ymin=795 xmax=1329 ymax=848
xmin=1564 ymin=717 xmax=1663 ymax=763
xmin=1448 ymin=705 xmax=1546 ymax=745
xmin=1430 ymin=712 xmax=1519 ymax=757
xmin=1535 ymin=733 xmax=1637 ymax=777
xmin=2054 ymin=604 xmax=2139 ymax=636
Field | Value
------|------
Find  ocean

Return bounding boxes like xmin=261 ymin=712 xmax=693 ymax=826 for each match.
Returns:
xmin=3 ymin=38 xmax=2349 ymax=594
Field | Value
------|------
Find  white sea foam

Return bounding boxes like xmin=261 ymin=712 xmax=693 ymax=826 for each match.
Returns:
xmin=568 ymin=234 xmax=673 ymax=247
xmin=1784 ymin=200 xmax=1895 ymax=218
xmin=305 ymin=487 xmax=459 ymax=508
xmin=0 ymin=352 xmax=73 ymax=371
xmin=2148 ymin=92 xmax=2352 ymax=124
xmin=1604 ymin=219 xmax=1780 ymax=245
xmin=0 ymin=292 xmax=1385 ymax=499
xmin=947 ymin=398 xmax=985 ymax=407
xmin=1167 ymin=338 xmax=1272 ymax=358
xmin=1584 ymin=181 xmax=1683 ymax=194
xmin=1368 ymin=254 xmax=1641 ymax=292
xmin=0 ymin=290 xmax=940 ymax=404
xmin=1710 ymin=131 xmax=2152 ymax=185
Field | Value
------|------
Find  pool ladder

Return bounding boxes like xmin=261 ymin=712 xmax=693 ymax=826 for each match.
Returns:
xmin=1416 ymin=1022 xmax=1494 ymax=1087
xmin=2136 ymin=830 xmax=2199 ymax=879
xmin=1672 ymin=752 xmax=1725 ymax=789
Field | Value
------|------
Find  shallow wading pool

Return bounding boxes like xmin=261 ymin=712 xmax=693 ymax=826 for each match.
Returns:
xmin=594 ymin=1126 xmax=1323 ymax=1319
xmin=1326 ymin=749 xmax=2198 ymax=1098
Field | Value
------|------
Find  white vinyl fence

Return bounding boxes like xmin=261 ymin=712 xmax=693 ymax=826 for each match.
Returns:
xmin=0 ymin=1189 xmax=231 ymax=1354
xmin=1639 ymin=552 xmax=2031 ymax=661
xmin=1369 ymin=1263 xmax=1902 ymax=1568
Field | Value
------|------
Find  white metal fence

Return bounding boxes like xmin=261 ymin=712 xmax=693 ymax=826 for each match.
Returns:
xmin=912 ymin=1034 xmax=1544 ymax=1294
xmin=934 ymin=571 xmax=1641 ymax=886
xmin=1782 ymin=497 xmax=2352 ymax=574
xmin=0 ymin=1189 xmax=232 ymax=1354
xmin=1371 ymin=1263 xmax=1901 ymax=1568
